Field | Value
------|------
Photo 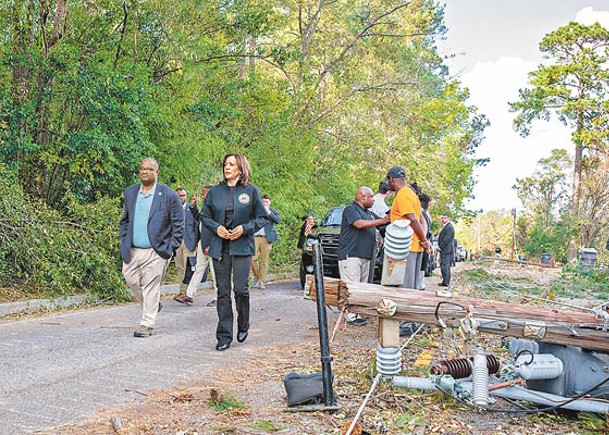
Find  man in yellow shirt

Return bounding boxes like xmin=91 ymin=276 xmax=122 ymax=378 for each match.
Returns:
xmin=386 ymin=166 xmax=432 ymax=289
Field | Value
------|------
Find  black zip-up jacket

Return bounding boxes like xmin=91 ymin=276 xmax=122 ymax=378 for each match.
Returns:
xmin=201 ymin=182 xmax=267 ymax=260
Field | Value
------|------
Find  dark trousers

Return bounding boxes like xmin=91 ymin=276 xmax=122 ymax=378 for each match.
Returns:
xmin=212 ymin=251 xmax=252 ymax=345
xmin=440 ymin=251 xmax=452 ymax=285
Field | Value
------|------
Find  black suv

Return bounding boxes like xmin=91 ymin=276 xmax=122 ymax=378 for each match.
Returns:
xmin=299 ymin=206 xmax=383 ymax=288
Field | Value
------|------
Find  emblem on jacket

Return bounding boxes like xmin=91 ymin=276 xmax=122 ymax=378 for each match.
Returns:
xmin=238 ymin=193 xmax=250 ymax=204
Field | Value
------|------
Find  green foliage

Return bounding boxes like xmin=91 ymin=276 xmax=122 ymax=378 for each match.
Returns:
xmin=210 ymin=391 xmax=247 ymax=411
xmin=552 ymin=267 xmax=609 ymax=299
xmin=521 ymin=219 xmax=574 ymax=263
xmin=0 ymin=167 xmax=125 ymax=299
xmin=0 ymin=0 xmax=487 ymax=296
xmin=395 ymin=412 xmax=427 ymax=428
xmin=511 ymin=21 xmax=609 ymax=249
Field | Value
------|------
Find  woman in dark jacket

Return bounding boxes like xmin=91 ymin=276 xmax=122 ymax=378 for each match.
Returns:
xmin=202 ymin=153 xmax=267 ymax=351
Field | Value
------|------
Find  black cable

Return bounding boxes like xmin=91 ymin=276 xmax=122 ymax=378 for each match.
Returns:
xmin=515 ymin=349 xmax=534 ymax=366
xmin=434 ymin=301 xmax=466 ymax=324
xmin=434 ymin=374 xmax=609 ymax=414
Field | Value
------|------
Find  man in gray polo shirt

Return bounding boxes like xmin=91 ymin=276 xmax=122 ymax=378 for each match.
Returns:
xmin=337 ymin=186 xmax=390 ymax=325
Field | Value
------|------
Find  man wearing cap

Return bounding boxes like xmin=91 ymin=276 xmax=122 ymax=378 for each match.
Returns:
xmin=385 ymin=166 xmax=432 ymax=289
xmin=338 ymin=186 xmax=390 ymax=325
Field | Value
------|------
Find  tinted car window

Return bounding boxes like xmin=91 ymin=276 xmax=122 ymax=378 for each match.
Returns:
xmin=319 ymin=207 xmax=344 ymax=226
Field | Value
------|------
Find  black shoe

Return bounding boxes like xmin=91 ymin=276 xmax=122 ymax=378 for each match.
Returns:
xmin=346 ymin=314 xmax=368 ymax=326
xmin=438 ymin=282 xmax=448 ymax=287
xmin=215 ymin=343 xmax=230 ymax=351
xmin=399 ymin=321 xmax=419 ymax=337
xmin=237 ymin=331 xmax=248 ymax=343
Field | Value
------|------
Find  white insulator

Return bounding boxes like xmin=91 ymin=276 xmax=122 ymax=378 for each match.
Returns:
xmin=384 ymin=221 xmax=413 ymax=260
xmin=376 ymin=346 xmax=401 ymax=377
xmin=516 ymin=354 xmax=564 ymax=380
xmin=472 ymin=351 xmax=489 ymax=407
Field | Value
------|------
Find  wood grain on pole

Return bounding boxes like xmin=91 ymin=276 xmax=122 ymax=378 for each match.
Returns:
xmin=306 ymin=276 xmax=609 ymax=352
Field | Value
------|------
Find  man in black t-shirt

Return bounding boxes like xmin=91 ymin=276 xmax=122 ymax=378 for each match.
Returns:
xmin=338 ymin=187 xmax=390 ymax=325
xmin=338 ymin=187 xmax=390 ymax=284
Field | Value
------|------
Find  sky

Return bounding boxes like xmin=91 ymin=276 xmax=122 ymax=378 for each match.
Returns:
xmin=440 ymin=1 xmax=609 ymax=212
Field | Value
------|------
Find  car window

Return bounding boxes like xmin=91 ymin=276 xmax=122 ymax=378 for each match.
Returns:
xmin=320 ymin=207 xmax=344 ymax=226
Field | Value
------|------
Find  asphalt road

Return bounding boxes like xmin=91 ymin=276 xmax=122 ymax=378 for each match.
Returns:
xmin=0 ymin=281 xmax=317 ymax=434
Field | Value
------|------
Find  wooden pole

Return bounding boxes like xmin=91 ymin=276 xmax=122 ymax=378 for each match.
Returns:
xmin=306 ymin=276 xmax=609 ymax=353
xmin=478 ymin=255 xmax=558 ymax=268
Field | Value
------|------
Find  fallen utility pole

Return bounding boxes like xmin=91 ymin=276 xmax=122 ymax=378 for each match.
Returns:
xmin=478 ymin=255 xmax=557 ymax=268
xmin=306 ymin=276 xmax=609 ymax=353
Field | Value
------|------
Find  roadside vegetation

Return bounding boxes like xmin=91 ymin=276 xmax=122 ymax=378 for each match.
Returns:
xmin=0 ymin=1 xmax=487 ymax=301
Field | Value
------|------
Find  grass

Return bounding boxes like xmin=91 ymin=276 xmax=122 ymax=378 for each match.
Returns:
xmin=210 ymin=391 xmax=247 ymax=411
xmin=395 ymin=411 xmax=427 ymax=427
xmin=551 ymin=268 xmax=609 ymax=299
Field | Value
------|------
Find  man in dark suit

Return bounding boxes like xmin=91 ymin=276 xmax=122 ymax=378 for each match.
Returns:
xmin=173 ymin=187 xmax=199 ymax=302
xmin=437 ymin=215 xmax=455 ymax=287
xmin=250 ymin=194 xmax=281 ymax=289
xmin=119 ymin=158 xmax=184 ymax=337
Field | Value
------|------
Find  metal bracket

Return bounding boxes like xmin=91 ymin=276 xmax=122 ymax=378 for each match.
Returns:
xmin=523 ymin=322 xmax=546 ymax=339
xmin=480 ymin=321 xmax=508 ymax=331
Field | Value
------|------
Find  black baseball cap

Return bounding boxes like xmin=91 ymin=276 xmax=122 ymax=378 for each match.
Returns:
xmin=386 ymin=166 xmax=406 ymax=179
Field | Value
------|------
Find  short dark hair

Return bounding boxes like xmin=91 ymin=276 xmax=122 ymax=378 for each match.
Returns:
xmin=262 ymin=194 xmax=270 ymax=200
xmin=379 ymin=181 xmax=390 ymax=194
xmin=418 ymin=192 xmax=430 ymax=209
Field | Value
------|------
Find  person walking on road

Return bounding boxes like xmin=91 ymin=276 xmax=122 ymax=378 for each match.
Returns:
xmin=178 ymin=186 xmax=216 ymax=305
xmin=119 ymin=158 xmax=184 ymax=337
xmin=338 ymin=186 xmax=390 ymax=325
xmin=437 ymin=215 xmax=455 ymax=287
xmin=202 ymin=153 xmax=266 ymax=351
xmin=173 ymin=187 xmax=199 ymax=302
xmin=250 ymin=194 xmax=281 ymax=290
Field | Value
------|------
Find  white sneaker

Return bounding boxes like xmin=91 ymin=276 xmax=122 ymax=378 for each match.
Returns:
xmin=251 ymin=278 xmax=260 ymax=288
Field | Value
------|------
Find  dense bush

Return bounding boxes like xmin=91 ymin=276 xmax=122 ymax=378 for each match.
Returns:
xmin=0 ymin=169 xmax=127 ymax=300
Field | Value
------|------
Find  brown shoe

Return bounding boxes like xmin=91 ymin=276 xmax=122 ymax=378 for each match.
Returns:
xmin=174 ymin=293 xmax=186 ymax=303
xmin=182 ymin=296 xmax=194 ymax=304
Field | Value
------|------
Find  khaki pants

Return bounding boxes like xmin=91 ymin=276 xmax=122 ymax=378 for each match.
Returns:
xmin=122 ymin=248 xmax=169 ymax=328
xmin=186 ymin=240 xmax=216 ymax=298
xmin=251 ymin=236 xmax=273 ymax=283
xmin=338 ymin=257 xmax=370 ymax=283
xmin=175 ymin=242 xmax=195 ymax=292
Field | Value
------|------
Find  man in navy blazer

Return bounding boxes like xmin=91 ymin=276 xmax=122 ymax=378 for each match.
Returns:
xmin=250 ymin=194 xmax=281 ymax=289
xmin=119 ymin=158 xmax=184 ymax=337
xmin=437 ymin=215 xmax=455 ymax=287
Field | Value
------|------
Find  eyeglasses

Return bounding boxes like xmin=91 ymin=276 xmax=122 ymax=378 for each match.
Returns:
xmin=178 ymin=194 xmax=187 ymax=197
xmin=139 ymin=167 xmax=156 ymax=173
